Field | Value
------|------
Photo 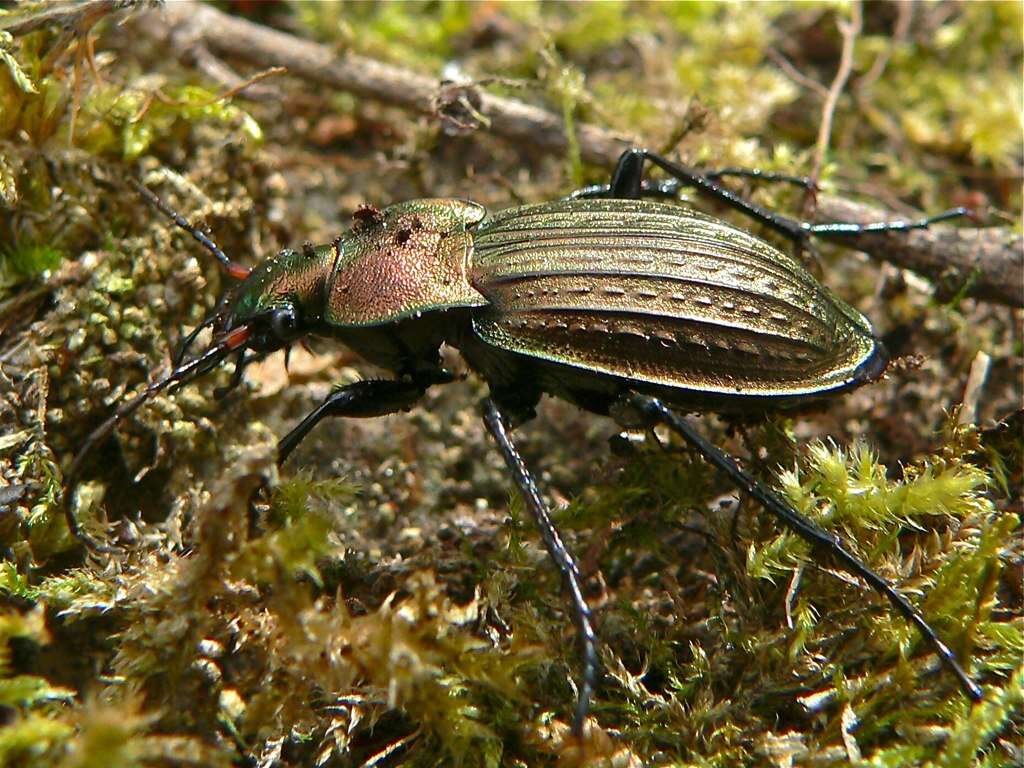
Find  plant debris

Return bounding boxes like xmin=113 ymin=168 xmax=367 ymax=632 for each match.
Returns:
xmin=0 ymin=3 xmax=1020 ymax=766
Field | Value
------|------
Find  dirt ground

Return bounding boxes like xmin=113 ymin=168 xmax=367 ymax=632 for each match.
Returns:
xmin=0 ymin=2 xmax=1021 ymax=766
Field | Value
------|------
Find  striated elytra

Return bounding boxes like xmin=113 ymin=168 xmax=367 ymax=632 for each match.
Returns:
xmin=63 ymin=149 xmax=982 ymax=737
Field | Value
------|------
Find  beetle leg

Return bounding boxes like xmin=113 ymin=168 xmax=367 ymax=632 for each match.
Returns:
xmin=577 ymin=168 xmax=816 ymax=198
xmin=566 ymin=149 xmax=807 ymax=241
xmin=698 ymin=170 xmax=970 ymax=239
xmin=578 ymin=149 xmax=972 ymax=244
xmin=702 ymin=167 xmax=817 ymax=192
xmin=277 ymin=379 xmax=428 ymax=465
xmin=801 ymin=207 xmax=972 ymax=239
xmin=613 ymin=393 xmax=985 ymax=703
xmin=482 ymin=398 xmax=598 ymax=739
xmin=565 ymin=149 xmax=815 ymax=241
xmin=606 ymin=148 xmax=646 ymax=198
xmin=564 ymin=147 xmax=678 ymax=201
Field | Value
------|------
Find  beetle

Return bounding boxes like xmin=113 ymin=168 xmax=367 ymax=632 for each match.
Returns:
xmin=63 ymin=148 xmax=982 ymax=736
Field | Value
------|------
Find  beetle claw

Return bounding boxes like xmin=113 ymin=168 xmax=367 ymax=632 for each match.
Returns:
xmin=68 ymin=524 xmax=123 ymax=557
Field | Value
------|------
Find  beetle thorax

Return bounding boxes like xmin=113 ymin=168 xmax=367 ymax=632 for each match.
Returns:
xmin=324 ymin=198 xmax=488 ymax=327
xmin=231 ymin=244 xmax=336 ymax=324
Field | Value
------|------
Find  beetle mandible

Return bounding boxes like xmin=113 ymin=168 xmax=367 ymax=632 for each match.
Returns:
xmin=63 ymin=148 xmax=983 ymax=736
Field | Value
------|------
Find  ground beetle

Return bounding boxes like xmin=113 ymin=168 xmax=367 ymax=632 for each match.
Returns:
xmin=64 ymin=149 xmax=983 ymax=736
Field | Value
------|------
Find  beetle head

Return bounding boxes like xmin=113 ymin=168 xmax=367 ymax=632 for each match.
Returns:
xmin=64 ymin=187 xmax=335 ymax=500
xmin=225 ymin=243 xmax=335 ymax=353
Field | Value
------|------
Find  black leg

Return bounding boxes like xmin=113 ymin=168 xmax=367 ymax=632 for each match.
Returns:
xmin=607 ymin=148 xmax=645 ymax=198
xmin=565 ymin=147 xmax=677 ymax=202
xmin=569 ymin=149 xmax=970 ymax=245
xmin=613 ymin=393 xmax=984 ymax=703
xmin=703 ymin=167 xmax=816 ymax=192
xmin=482 ymin=398 xmax=598 ymax=738
xmin=802 ymin=207 xmax=971 ymax=239
xmin=566 ymin=179 xmax=678 ymax=202
xmin=573 ymin=149 xmax=808 ymax=240
xmin=572 ymin=166 xmax=816 ymax=199
xmin=278 ymin=379 xmax=427 ymax=465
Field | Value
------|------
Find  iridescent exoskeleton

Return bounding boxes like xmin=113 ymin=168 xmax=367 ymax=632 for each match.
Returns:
xmin=64 ymin=149 xmax=981 ymax=737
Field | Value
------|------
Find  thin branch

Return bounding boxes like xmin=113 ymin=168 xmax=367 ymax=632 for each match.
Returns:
xmin=189 ymin=44 xmax=281 ymax=102
xmin=858 ymin=1 xmax=913 ymax=95
xmin=852 ymin=3 xmax=914 ymax=161
xmin=54 ymin=0 xmax=1011 ymax=309
xmin=785 ymin=564 xmax=805 ymax=630
xmin=0 ymin=0 xmax=122 ymax=37
xmin=958 ymin=351 xmax=992 ymax=427
xmin=765 ymin=47 xmax=829 ymax=100
xmin=809 ymin=2 xmax=862 ymax=187
xmin=815 ymin=195 xmax=1023 ymax=308
xmin=141 ymin=1 xmax=632 ymax=165
xmin=197 ymin=65 xmax=285 ymax=105
xmin=131 ymin=65 xmax=286 ymax=122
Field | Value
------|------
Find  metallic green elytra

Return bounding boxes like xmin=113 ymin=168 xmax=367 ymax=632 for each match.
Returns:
xmin=467 ymin=198 xmax=883 ymax=410
xmin=67 ymin=150 xmax=981 ymax=738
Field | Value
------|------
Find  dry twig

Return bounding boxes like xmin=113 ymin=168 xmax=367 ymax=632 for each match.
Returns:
xmin=17 ymin=0 xmax=1024 ymax=308
xmin=765 ymin=47 xmax=829 ymax=100
xmin=808 ymin=3 xmax=862 ymax=192
xmin=858 ymin=1 xmax=913 ymax=95
xmin=0 ymin=0 xmax=124 ymax=37
xmin=815 ymin=194 xmax=1022 ymax=307
xmin=131 ymin=65 xmax=286 ymax=122
xmin=189 ymin=45 xmax=282 ymax=102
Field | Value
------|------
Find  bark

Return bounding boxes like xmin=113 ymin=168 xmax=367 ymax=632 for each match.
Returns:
xmin=121 ymin=1 xmax=1022 ymax=308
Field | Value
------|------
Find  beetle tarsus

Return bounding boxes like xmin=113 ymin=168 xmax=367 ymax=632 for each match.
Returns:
xmin=588 ymin=149 xmax=971 ymax=245
xmin=618 ymin=393 xmax=984 ymax=703
xmin=806 ymin=206 xmax=973 ymax=238
xmin=482 ymin=398 xmax=599 ymax=739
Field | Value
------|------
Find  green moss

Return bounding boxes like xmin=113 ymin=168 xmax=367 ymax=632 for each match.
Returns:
xmin=878 ymin=3 xmax=1023 ymax=172
xmin=0 ymin=2 xmax=1019 ymax=766
xmin=296 ymin=0 xmax=476 ymax=69
xmin=0 ymin=608 xmax=74 ymax=766
xmin=0 ymin=30 xmax=38 ymax=95
xmin=0 ymin=21 xmax=262 ymax=156
xmin=2 ymin=241 xmax=63 ymax=280
xmin=538 ymin=43 xmax=586 ymax=189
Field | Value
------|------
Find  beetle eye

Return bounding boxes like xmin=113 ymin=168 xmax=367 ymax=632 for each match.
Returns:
xmin=269 ymin=305 xmax=300 ymax=341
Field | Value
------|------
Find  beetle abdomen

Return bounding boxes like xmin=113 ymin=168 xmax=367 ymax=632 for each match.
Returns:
xmin=469 ymin=199 xmax=883 ymax=401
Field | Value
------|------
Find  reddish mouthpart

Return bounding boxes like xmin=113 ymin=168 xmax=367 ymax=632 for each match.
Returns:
xmin=227 ymin=262 xmax=253 ymax=280
xmin=224 ymin=325 xmax=252 ymax=349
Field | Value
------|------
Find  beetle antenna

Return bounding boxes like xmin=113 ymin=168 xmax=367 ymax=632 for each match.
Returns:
xmin=130 ymin=179 xmax=252 ymax=280
xmin=174 ymin=311 xmax=221 ymax=366
xmin=63 ymin=325 xmax=252 ymax=548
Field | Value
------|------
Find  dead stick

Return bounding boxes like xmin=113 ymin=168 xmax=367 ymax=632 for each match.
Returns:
xmin=124 ymin=1 xmax=1014 ymax=308
xmin=809 ymin=3 xmax=861 ymax=186
xmin=816 ymin=195 xmax=1022 ymax=307
xmin=0 ymin=0 xmax=119 ymax=36
xmin=142 ymin=1 xmax=631 ymax=164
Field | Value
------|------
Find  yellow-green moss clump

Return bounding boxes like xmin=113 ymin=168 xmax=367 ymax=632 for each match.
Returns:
xmin=0 ymin=2 xmax=1020 ymax=766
